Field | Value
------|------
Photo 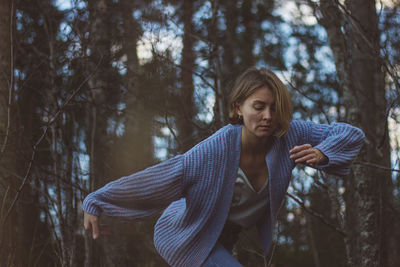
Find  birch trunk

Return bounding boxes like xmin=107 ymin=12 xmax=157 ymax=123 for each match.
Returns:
xmin=318 ymin=0 xmax=394 ymax=266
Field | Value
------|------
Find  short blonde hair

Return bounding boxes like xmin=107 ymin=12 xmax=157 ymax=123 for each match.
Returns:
xmin=228 ymin=67 xmax=293 ymax=137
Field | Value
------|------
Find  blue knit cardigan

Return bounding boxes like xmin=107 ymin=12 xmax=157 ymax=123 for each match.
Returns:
xmin=82 ymin=120 xmax=365 ymax=266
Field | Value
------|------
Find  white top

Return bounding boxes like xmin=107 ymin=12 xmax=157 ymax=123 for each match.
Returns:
xmin=227 ymin=167 xmax=270 ymax=228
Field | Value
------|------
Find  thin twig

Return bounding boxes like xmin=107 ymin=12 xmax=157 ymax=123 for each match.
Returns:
xmin=0 ymin=164 xmax=86 ymax=202
xmin=286 ymin=192 xmax=346 ymax=237
xmin=0 ymin=186 xmax=10 ymax=220
xmin=282 ymin=71 xmax=333 ymax=124
xmin=353 ymin=160 xmax=400 ymax=172
xmin=164 ymin=112 xmax=183 ymax=152
xmin=0 ymin=57 xmax=102 ymax=248
xmin=0 ymin=0 xmax=15 ymax=158
xmin=241 ymin=247 xmax=266 ymax=259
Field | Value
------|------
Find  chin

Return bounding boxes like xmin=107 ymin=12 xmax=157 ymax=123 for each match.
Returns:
xmin=252 ymin=130 xmax=272 ymax=138
xmin=256 ymin=128 xmax=275 ymax=137
xmin=257 ymin=133 xmax=273 ymax=138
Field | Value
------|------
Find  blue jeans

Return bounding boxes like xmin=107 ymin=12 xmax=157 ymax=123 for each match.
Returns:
xmin=202 ymin=242 xmax=243 ymax=267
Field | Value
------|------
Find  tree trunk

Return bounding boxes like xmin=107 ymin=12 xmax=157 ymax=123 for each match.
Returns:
xmin=84 ymin=0 xmax=112 ymax=266
xmin=241 ymin=0 xmax=255 ymax=67
xmin=306 ymin=213 xmax=321 ymax=267
xmin=102 ymin=1 xmax=164 ymax=266
xmin=178 ymin=0 xmax=197 ymax=152
xmin=219 ymin=0 xmax=239 ymax=127
xmin=318 ymin=0 xmax=394 ymax=266
xmin=120 ymin=0 xmax=153 ymax=173
xmin=0 ymin=0 xmax=16 ymax=265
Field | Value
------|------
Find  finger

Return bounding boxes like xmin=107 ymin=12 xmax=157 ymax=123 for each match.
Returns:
xmin=290 ymin=144 xmax=312 ymax=152
xmin=306 ymin=157 xmax=318 ymax=164
xmin=289 ymin=144 xmax=312 ymax=154
xmin=91 ymin=219 xmax=100 ymax=239
xmin=295 ymin=154 xmax=314 ymax=163
xmin=290 ymin=148 xmax=313 ymax=159
xmin=84 ymin=213 xmax=91 ymax=231
xmin=307 ymin=157 xmax=318 ymax=164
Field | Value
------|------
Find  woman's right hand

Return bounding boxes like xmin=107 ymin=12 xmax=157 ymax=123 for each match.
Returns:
xmin=83 ymin=211 xmax=113 ymax=239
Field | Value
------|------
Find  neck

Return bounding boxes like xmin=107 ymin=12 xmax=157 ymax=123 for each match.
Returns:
xmin=241 ymin=126 xmax=272 ymax=155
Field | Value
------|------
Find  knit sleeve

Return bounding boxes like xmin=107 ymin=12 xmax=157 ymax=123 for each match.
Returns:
xmin=82 ymin=154 xmax=184 ymax=219
xmin=290 ymin=120 xmax=366 ymax=176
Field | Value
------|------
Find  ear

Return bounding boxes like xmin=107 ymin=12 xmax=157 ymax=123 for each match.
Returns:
xmin=235 ymin=103 xmax=242 ymax=116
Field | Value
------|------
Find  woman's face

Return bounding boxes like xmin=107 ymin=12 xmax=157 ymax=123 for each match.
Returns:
xmin=237 ymin=86 xmax=277 ymax=139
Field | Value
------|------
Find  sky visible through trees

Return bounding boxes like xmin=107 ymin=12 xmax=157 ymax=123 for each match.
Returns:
xmin=0 ymin=0 xmax=399 ymax=266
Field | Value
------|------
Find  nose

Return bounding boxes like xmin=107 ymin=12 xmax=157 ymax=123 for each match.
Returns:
xmin=263 ymin=108 xmax=273 ymax=121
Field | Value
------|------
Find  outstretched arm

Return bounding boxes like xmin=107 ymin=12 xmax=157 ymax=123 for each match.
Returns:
xmin=82 ymin=154 xmax=184 ymax=220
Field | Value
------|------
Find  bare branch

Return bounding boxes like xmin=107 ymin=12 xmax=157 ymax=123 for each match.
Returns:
xmin=164 ymin=112 xmax=183 ymax=152
xmin=0 ymin=56 xmax=102 ymax=248
xmin=353 ymin=160 xmax=400 ymax=172
xmin=281 ymin=71 xmax=333 ymax=124
xmin=0 ymin=0 xmax=14 ymax=159
xmin=286 ymin=191 xmax=346 ymax=237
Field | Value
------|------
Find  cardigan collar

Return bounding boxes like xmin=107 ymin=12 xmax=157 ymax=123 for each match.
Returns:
xmin=230 ymin=123 xmax=278 ymax=163
xmin=230 ymin=123 xmax=279 ymax=254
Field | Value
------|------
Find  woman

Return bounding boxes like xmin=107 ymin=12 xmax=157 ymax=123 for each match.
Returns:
xmin=83 ymin=67 xmax=365 ymax=266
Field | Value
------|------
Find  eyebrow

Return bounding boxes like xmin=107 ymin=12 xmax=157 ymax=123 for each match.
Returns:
xmin=252 ymin=100 xmax=275 ymax=105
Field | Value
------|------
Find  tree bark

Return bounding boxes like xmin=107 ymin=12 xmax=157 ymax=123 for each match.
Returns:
xmin=84 ymin=0 xmax=112 ymax=266
xmin=209 ymin=0 xmax=225 ymax=129
xmin=178 ymin=0 xmax=197 ymax=152
xmin=241 ymin=0 xmax=255 ymax=67
xmin=306 ymin=213 xmax=321 ymax=267
xmin=102 ymin=1 xmax=165 ymax=266
xmin=318 ymin=0 xmax=394 ymax=266
xmin=120 ymin=0 xmax=153 ymax=172
xmin=0 ymin=0 xmax=15 ymax=265
xmin=219 ymin=0 xmax=239 ymax=127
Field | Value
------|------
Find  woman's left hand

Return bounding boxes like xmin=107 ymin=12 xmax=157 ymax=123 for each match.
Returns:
xmin=289 ymin=144 xmax=328 ymax=166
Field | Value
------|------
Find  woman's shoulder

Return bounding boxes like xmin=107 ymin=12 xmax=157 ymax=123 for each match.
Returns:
xmin=184 ymin=124 xmax=240 ymax=156
xmin=288 ymin=119 xmax=363 ymax=133
xmin=286 ymin=119 xmax=308 ymax=135
xmin=283 ymin=120 xmax=326 ymax=143
xmin=288 ymin=119 xmax=315 ymax=129
xmin=287 ymin=119 xmax=332 ymax=134
xmin=285 ymin=119 xmax=365 ymax=144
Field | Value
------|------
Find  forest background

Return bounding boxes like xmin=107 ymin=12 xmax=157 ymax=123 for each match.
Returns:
xmin=0 ymin=0 xmax=399 ymax=266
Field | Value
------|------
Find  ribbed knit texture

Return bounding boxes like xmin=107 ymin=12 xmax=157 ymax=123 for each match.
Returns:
xmin=82 ymin=120 xmax=365 ymax=266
